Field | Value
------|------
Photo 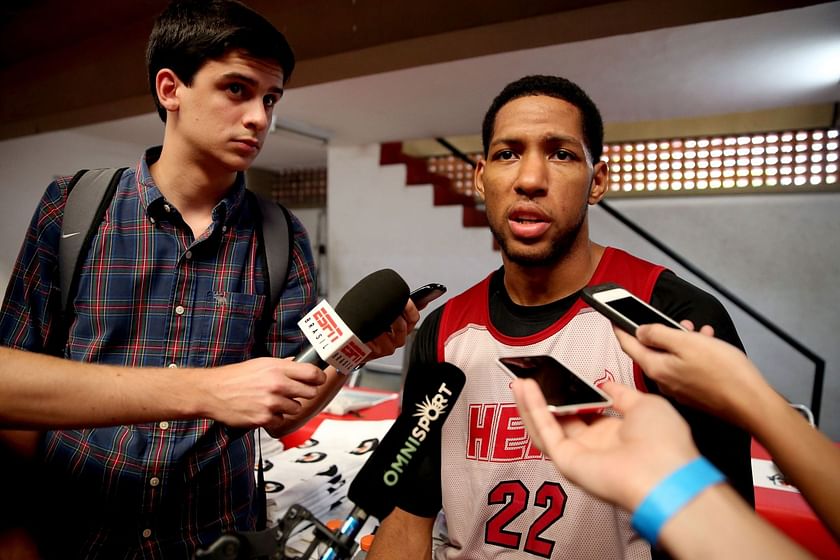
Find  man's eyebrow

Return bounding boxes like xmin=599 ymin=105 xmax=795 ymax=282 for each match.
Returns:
xmin=490 ymin=137 xmax=524 ymax=148
xmin=490 ymin=134 xmax=583 ymax=147
xmin=222 ymin=72 xmax=257 ymax=85
xmin=543 ymin=134 xmax=584 ymax=146
xmin=221 ymin=72 xmax=284 ymax=95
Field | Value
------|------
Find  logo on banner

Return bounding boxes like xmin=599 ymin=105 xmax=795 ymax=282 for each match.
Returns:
xmin=298 ymin=300 xmax=372 ymax=374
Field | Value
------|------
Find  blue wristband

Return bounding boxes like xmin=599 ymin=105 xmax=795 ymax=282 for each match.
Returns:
xmin=631 ymin=457 xmax=725 ymax=545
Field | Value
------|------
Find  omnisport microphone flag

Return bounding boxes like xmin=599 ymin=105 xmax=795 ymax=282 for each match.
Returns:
xmin=348 ymin=362 xmax=466 ymax=520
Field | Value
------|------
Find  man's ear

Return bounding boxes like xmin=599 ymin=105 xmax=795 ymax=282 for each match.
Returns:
xmin=155 ymin=68 xmax=181 ymax=113
xmin=474 ymin=158 xmax=487 ymax=203
xmin=588 ymin=160 xmax=609 ymax=205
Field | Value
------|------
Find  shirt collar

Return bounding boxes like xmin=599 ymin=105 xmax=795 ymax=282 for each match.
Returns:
xmin=136 ymin=146 xmax=248 ymax=226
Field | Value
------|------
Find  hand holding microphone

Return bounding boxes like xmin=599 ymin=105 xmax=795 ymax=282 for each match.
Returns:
xmin=265 ymin=270 xmax=412 ymax=437
xmin=295 ymin=269 xmax=412 ymax=373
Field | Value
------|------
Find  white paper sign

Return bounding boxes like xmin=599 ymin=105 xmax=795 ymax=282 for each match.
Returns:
xmin=751 ymin=458 xmax=800 ymax=493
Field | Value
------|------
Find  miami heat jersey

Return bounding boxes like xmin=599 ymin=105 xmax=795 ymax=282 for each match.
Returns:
xmin=433 ymin=248 xmax=664 ymax=560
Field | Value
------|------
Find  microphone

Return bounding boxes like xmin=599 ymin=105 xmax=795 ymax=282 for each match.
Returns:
xmin=318 ymin=363 xmax=466 ymax=559
xmin=296 ymin=269 xmax=409 ymax=373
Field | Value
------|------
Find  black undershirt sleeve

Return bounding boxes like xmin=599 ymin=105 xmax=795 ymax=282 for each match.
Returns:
xmin=650 ymin=270 xmax=755 ymax=507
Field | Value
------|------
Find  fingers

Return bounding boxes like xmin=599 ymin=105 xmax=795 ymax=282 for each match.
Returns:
xmin=634 ymin=323 xmax=688 ymax=352
xmin=613 ymin=326 xmax=668 ymax=376
xmin=613 ymin=326 xmax=649 ymax=359
xmin=364 ymin=305 xmax=415 ymax=358
xmin=512 ymin=378 xmax=562 ymax=454
xmin=598 ymin=382 xmax=643 ymax=415
xmin=699 ymin=324 xmax=715 ymax=337
xmin=403 ymin=299 xmax=420 ymax=327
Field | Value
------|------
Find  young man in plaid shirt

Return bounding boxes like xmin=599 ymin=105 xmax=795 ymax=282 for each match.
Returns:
xmin=0 ymin=1 xmax=416 ymax=557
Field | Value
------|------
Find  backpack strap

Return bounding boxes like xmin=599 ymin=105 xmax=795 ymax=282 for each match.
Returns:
xmin=248 ymin=190 xmax=292 ymax=531
xmin=59 ymin=168 xmax=127 ymax=316
xmin=248 ymin=190 xmax=292 ymax=355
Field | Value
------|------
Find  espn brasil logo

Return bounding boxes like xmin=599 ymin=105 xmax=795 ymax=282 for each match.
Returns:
xmin=382 ymin=382 xmax=455 ymax=487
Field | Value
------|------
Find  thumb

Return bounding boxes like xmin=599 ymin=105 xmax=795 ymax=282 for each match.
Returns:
xmin=599 ymin=382 xmax=643 ymax=415
xmin=635 ymin=323 xmax=686 ymax=352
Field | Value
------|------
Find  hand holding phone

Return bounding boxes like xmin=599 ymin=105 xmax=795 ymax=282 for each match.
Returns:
xmin=581 ymin=282 xmax=686 ymax=336
xmin=498 ymin=355 xmax=612 ymax=416
xmin=409 ymin=283 xmax=447 ymax=310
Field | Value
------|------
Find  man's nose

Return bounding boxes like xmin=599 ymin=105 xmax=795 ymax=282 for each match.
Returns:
xmin=515 ymin=153 xmax=548 ymax=197
xmin=244 ymin=99 xmax=269 ymax=132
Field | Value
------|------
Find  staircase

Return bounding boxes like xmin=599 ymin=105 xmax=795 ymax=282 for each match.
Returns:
xmin=379 ymin=141 xmax=489 ymax=230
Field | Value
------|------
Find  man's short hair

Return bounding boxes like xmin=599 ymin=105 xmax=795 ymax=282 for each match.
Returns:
xmin=481 ymin=75 xmax=604 ymax=163
xmin=146 ymin=0 xmax=295 ymax=122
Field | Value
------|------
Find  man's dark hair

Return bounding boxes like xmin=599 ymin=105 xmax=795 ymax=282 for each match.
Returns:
xmin=146 ymin=0 xmax=295 ymax=122
xmin=481 ymin=75 xmax=604 ymax=163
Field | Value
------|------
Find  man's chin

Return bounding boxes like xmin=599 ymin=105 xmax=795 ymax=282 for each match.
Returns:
xmin=220 ymin=155 xmax=256 ymax=174
xmin=496 ymin=235 xmax=576 ymax=268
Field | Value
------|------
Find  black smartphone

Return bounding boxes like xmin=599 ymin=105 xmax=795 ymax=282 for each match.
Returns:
xmin=498 ymin=355 xmax=612 ymax=415
xmin=581 ymin=282 xmax=687 ymax=336
xmin=409 ymin=283 xmax=447 ymax=310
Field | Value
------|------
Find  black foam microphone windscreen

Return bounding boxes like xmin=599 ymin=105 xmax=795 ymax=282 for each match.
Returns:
xmin=347 ymin=362 xmax=466 ymax=520
xmin=295 ymin=268 xmax=409 ymax=367
xmin=334 ymin=268 xmax=409 ymax=342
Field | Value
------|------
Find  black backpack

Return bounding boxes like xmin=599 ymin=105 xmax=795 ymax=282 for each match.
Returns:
xmin=58 ymin=168 xmax=292 ymax=353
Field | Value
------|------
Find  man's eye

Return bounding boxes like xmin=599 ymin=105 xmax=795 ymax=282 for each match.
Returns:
xmin=496 ymin=150 xmax=516 ymax=160
xmin=264 ymin=95 xmax=280 ymax=108
xmin=228 ymin=83 xmax=244 ymax=96
xmin=553 ymin=150 xmax=575 ymax=161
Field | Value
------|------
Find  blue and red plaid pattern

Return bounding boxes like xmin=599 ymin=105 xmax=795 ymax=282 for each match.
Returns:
xmin=0 ymin=147 xmax=317 ymax=558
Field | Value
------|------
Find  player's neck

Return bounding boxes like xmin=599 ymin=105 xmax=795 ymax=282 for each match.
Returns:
xmin=503 ymin=241 xmax=604 ymax=306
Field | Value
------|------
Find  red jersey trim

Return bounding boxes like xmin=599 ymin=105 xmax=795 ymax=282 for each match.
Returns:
xmin=437 ymin=247 xmax=666 ymax=389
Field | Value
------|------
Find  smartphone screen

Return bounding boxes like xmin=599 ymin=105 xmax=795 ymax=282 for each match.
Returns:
xmin=582 ymin=283 xmax=686 ymax=335
xmin=499 ymin=355 xmax=611 ymax=415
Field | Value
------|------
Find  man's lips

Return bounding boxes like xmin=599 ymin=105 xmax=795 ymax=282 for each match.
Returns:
xmin=234 ymin=138 xmax=261 ymax=150
xmin=508 ymin=206 xmax=551 ymax=239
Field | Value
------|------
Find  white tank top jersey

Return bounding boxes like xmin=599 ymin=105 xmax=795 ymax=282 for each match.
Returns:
xmin=433 ymin=248 xmax=664 ymax=560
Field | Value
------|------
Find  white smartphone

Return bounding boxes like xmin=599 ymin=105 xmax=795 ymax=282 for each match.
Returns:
xmin=581 ymin=282 xmax=687 ymax=336
xmin=498 ymin=355 xmax=612 ymax=416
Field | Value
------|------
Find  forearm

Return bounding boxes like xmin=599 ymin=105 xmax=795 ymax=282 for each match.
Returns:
xmin=367 ymin=507 xmax=434 ymax=560
xmin=744 ymin=387 xmax=840 ymax=541
xmin=658 ymin=483 xmax=812 ymax=560
xmin=0 ymin=349 xmax=203 ymax=428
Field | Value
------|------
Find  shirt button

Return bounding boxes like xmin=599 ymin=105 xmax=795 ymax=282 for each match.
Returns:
xmin=163 ymin=203 xmax=172 ymax=213
xmin=149 ymin=217 xmax=156 ymax=224
xmin=175 ymin=305 xmax=185 ymax=315
xmin=185 ymin=251 xmax=193 ymax=260
xmin=222 ymin=225 xmax=228 ymax=233
xmin=168 ymin=363 xmax=178 ymax=369
xmin=159 ymin=421 xmax=170 ymax=430
xmin=149 ymin=477 xmax=160 ymax=487
xmin=142 ymin=528 xmax=152 ymax=538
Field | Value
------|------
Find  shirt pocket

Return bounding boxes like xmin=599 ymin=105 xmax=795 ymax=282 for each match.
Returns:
xmin=195 ymin=290 xmax=266 ymax=366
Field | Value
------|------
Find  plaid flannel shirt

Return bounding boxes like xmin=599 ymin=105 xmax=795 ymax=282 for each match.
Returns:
xmin=0 ymin=147 xmax=317 ymax=558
